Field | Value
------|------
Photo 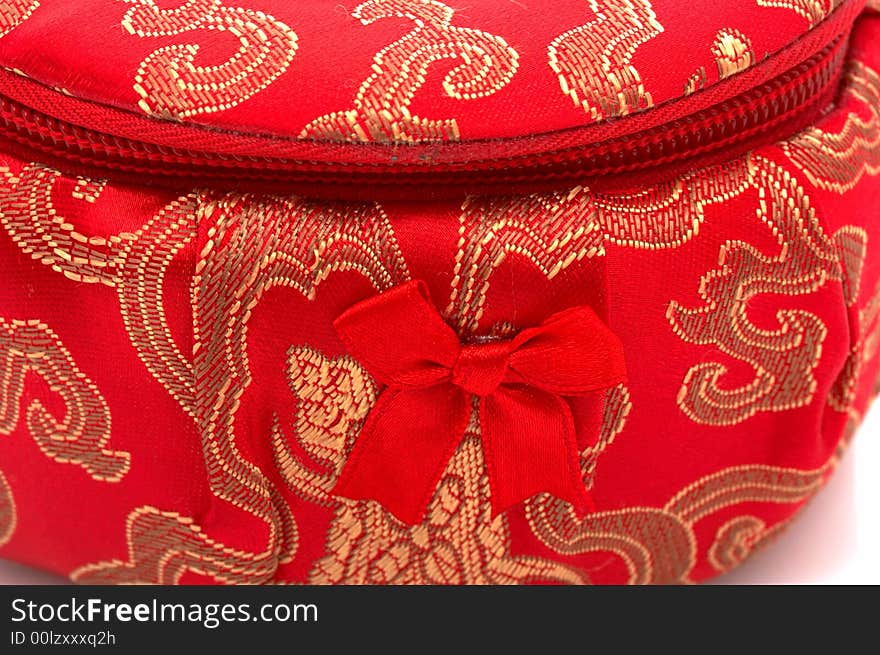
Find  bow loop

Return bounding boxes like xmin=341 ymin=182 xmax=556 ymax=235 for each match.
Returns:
xmin=331 ymin=280 xmax=627 ymax=525
xmin=334 ymin=280 xmax=459 ymax=387
xmin=509 ymin=306 xmax=627 ymax=394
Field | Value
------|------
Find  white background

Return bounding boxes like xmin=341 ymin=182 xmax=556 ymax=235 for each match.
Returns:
xmin=1 ymin=403 xmax=878 ymax=585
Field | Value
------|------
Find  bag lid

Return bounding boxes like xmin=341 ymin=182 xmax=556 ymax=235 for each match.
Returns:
xmin=0 ymin=0 xmax=868 ymax=194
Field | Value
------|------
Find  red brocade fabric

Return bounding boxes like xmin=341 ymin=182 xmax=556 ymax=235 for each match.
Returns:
xmin=0 ymin=0 xmax=854 ymax=141
xmin=0 ymin=0 xmax=879 ymax=585
xmin=330 ymin=280 xmax=626 ymax=524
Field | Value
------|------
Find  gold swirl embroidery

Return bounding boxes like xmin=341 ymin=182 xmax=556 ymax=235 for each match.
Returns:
xmin=829 ymin=278 xmax=880 ymax=413
xmin=183 ymin=193 xmax=405 ymax=582
xmin=1 ymin=166 xmax=412 ymax=583
xmin=581 ymin=384 xmax=631 ymax=488
xmin=448 ymin=162 xmax=751 ymax=334
xmin=756 ymin=0 xmax=840 ymax=26
xmin=667 ymin=64 xmax=880 ymax=425
xmin=0 ymin=0 xmax=38 ymax=38
xmin=664 ymin=463 xmax=827 ymax=524
xmin=73 ymin=507 xmax=275 ymax=584
xmin=667 ymin=156 xmax=852 ymax=426
xmin=448 ymin=191 xmax=605 ymax=334
xmin=834 ymin=225 xmax=868 ymax=307
xmin=526 ymin=500 xmax=697 ymax=584
xmin=0 ymin=168 xmax=291 ymax=583
xmin=300 ymin=0 xmax=519 ymax=144
xmin=445 ymin=188 xmax=645 ymax=493
xmin=0 ymin=164 xmax=133 ymax=287
xmin=0 ymin=162 xmax=199 ymax=416
xmin=78 ymin=193 xmax=410 ymax=584
xmin=0 ymin=318 xmax=130 ymax=481
xmin=446 ymin=159 xmax=756 ymax=468
xmin=525 ymin=459 xmax=830 ymax=583
xmin=0 ymin=469 xmax=15 ymax=548
xmin=548 ymin=0 xmax=663 ymax=122
xmin=707 ymin=516 xmax=784 ymax=573
xmin=783 ymin=62 xmax=880 ymax=194
xmin=117 ymin=196 xmax=199 ymax=418
xmin=685 ymin=28 xmax=755 ymax=95
xmin=123 ymin=0 xmax=298 ymax=120
xmin=74 ymin=504 xmax=300 ymax=585
xmin=192 ymin=193 xmax=403 ymax=583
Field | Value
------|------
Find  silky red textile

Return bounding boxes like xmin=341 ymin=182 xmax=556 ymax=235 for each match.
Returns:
xmin=0 ymin=0 xmax=878 ymax=584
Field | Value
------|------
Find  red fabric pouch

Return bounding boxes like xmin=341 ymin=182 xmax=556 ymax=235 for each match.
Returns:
xmin=0 ymin=0 xmax=878 ymax=584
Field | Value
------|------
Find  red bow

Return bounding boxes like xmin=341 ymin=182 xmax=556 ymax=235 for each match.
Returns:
xmin=331 ymin=280 xmax=627 ymax=525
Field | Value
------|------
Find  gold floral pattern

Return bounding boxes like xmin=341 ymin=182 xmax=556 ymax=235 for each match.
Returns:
xmin=664 ymin=463 xmax=827 ymax=522
xmin=273 ymin=347 xmax=377 ymax=505
xmin=834 ymin=225 xmax=869 ymax=306
xmin=581 ymin=385 xmax=631 ymax=487
xmin=449 ymin=128 xmax=871 ymax=429
xmin=0 ymin=164 xmax=133 ymax=287
xmin=300 ymin=0 xmax=519 ymax=144
xmin=0 ymin=163 xmax=200 ymax=414
xmin=548 ymin=0 xmax=664 ymax=122
xmin=117 ymin=196 xmax=200 ymax=417
xmin=310 ymin=423 xmax=587 ymax=585
xmin=526 ymin=498 xmax=696 ymax=584
xmin=123 ymin=0 xmax=298 ymax=119
xmin=274 ymin=330 xmax=632 ymax=583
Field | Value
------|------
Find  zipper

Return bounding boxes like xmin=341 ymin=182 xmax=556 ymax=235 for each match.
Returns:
xmin=0 ymin=30 xmax=851 ymax=195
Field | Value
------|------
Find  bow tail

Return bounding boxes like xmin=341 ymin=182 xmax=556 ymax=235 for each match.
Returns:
xmin=331 ymin=385 xmax=471 ymax=525
xmin=480 ymin=387 xmax=594 ymax=517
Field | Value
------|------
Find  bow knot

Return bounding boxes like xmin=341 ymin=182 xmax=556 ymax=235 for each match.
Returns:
xmin=331 ymin=280 xmax=627 ymax=525
xmin=452 ymin=341 xmax=511 ymax=396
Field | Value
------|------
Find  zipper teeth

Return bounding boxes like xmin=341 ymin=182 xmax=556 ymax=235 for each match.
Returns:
xmin=0 ymin=35 xmax=845 ymax=186
xmin=558 ymin=44 xmax=842 ymax=176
